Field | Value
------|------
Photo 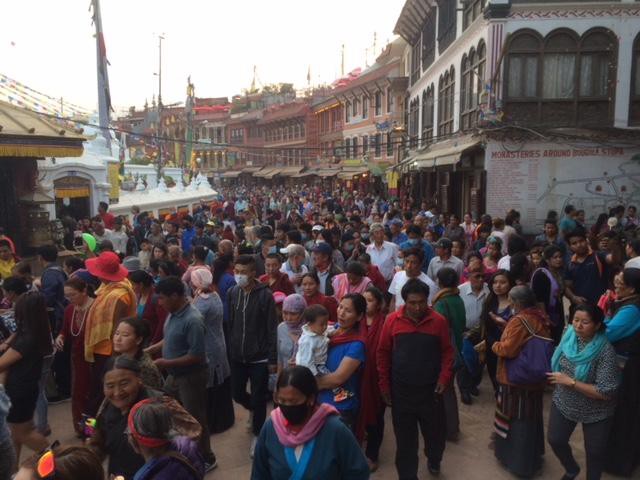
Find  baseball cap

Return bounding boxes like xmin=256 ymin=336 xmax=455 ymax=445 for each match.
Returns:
xmin=312 ymin=224 xmax=323 ymax=232
xmin=312 ymin=242 xmax=333 ymax=256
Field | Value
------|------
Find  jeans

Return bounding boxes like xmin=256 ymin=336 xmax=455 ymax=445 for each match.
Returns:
xmin=392 ymin=390 xmax=446 ymax=480
xmin=164 ymin=367 xmax=216 ymax=464
xmin=547 ymin=403 xmax=613 ymax=480
xmin=231 ymin=361 xmax=269 ymax=436
xmin=35 ymin=354 xmax=54 ymax=433
xmin=0 ymin=438 xmax=15 ymax=479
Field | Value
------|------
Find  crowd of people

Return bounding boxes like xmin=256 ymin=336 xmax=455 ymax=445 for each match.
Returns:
xmin=0 ymin=186 xmax=638 ymax=480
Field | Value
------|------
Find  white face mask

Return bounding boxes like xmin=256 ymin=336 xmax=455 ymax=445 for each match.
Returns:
xmin=235 ymin=274 xmax=249 ymax=288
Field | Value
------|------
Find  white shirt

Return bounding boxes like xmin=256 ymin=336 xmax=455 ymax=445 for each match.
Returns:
xmin=280 ymin=262 xmax=309 ymax=294
xmin=459 ymin=281 xmax=490 ymax=328
xmin=388 ymin=271 xmax=437 ymax=310
xmin=497 ymin=255 xmax=511 ymax=271
xmin=366 ymin=241 xmax=399 ymax=281
xmin=295 ymin=324 xmax=329 ymax=376
xmin=626 ymin=257 xmax=640 ymax=269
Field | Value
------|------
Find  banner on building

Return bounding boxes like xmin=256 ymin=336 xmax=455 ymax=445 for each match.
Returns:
xmin=484 ymin=141 xmax=640 ymax=232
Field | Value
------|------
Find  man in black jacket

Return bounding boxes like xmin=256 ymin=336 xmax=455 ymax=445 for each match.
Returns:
xmin=227 ymin=254 xmax=277 ymax=458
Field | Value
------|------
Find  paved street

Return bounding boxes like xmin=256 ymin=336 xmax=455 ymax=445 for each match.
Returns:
xmin=40 ymin=376 xmax=627 ymax=479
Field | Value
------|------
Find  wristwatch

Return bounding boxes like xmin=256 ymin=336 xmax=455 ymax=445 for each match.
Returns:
xmin=571 ymin=379 xmax=577 ymax=388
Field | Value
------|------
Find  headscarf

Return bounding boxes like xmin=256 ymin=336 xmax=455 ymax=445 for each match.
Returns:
xmin=551 ymin=325 xmax=609 ymax=382
xmin=282 ymin=294 xmax=307 ymax=336
xmin=191 ymin=268 xmax=213 ymax=299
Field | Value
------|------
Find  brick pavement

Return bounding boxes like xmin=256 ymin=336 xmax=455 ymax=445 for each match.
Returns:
xmin=41 ymin=376 xmax=626 ymax=479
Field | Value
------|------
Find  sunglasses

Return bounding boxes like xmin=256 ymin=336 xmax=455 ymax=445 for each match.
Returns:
xmin=36 ymin=440 xmax=60 ymax=479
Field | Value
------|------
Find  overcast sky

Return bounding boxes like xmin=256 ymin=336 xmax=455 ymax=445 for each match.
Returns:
xmin=1 ymin=0 xmax=405 ymax=114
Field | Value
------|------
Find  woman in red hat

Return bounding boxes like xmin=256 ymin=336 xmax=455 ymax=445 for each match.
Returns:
xmin=83 ymin=251 xmax=137 ymax=415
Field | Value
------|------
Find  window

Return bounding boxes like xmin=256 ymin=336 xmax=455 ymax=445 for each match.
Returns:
xmin=374 ymin=133 xmax=382 ymax=157
xmin=387 ymin=88 xmax=394 ymax=113
xmin=352 ymin=98 xmax=359 ymax=117
xmin=345 ymin=137 xmax=351 ymax=158
xmin=374 ymin=91 xmax=382 ymax=116
xmin=411 ymin=39 xmax=421 ymax=85
xmin=438 ymin=66 xmax=455 ymax=136
xmin=362 ymin=95 xmax=369 ymax=119
xmin=631 ymin=33 xmax=640 ymax=124
xmin=387 ymin=132 xmax=393 ymax=157
xmin=437 ymin=0 xmax=457 ymax=54
xmin=362 ymin=135 xmax=369 ymax=155
xmin=409 ymin=97 xmax=420 ymax=149
xmin=208 ymin=127 xmax=214 ymax=139
xmin=505 ymin=28 xmax=617 ymax=126
xmin=422 ymin=84 xmax=435 ymax=145
xmin=352 ymin=137 xmax=359 ymax=158
xmin=461 ymin=41 xmax=486 ymax=131
xmin=422 ymin=8 xmax=437 ymax=71
xmin=463 ymin=0 xmax=486 ymax=30
xmin=345 ymin=101 xmax=351 ymax=122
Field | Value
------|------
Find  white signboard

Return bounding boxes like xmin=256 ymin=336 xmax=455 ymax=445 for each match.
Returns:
xmin=485 ymin=141 xmax=640 ymax=232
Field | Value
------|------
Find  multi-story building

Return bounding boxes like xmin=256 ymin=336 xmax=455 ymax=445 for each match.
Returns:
xmin=253 ymin=100 xmax=318 ymax=183
xmin=191 ymin=98 xmax=230 ymax=173
xmin=332 ymin=39 xmax=408 ymax=189
xmin=395 ymin=0 xmax=640 ymax=230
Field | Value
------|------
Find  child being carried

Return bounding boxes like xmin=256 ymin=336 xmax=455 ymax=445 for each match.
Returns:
xmin=295 ymin=304 xmax=335 ymax=376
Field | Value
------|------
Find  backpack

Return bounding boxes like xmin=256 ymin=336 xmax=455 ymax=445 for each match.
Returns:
xmin=505 ymin=317 xmax=555 ymax=385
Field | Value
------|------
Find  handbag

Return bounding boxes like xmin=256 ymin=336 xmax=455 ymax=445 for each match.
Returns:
xmin=505 ymin=317 xmax=554 ymax=385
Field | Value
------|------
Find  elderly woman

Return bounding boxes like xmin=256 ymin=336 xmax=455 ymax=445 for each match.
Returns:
xmin=547 ymin=304 xmax=620 ymax=480
xmin=604 ymin=268 xmax=640 ymax=476
xmin=492 ymin=285 xmax=551 ymax=478
xmin=482 ymin=236 xmax=502 ymax=278
xmin=331 ymin=261 xmax=372 ymax=303
xmin=126 ymin=399 xmax=205 ymax=480
xmin=317 ymin=294 xmax=366 ymax=434
xmin=87 ymin=356 xmax=201 ymax=479
xmin=251 ymin=366 xmax=369 ymax=480
xmin=277 ymin=294 xmax=307 ymax=374
xmin=190 ymin=268 xmax=233 ymax=434
xmin=280 ymin=244 xmax=309 ymax=294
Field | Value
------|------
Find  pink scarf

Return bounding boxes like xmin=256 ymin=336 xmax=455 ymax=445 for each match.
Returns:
xmin=271 ymin=403 xmax=338 ymax=448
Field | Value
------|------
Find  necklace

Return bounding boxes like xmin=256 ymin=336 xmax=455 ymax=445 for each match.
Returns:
xmin=71 ymin=299 xmax=92 ymax=337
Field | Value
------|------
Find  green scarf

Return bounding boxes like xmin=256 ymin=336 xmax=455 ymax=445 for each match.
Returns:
xmin=551 ymin=326 xmax=608 ymax=382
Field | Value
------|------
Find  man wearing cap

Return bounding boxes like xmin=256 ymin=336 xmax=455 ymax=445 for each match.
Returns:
xmin=84 ymin=251 xmax=137 ymax=412
xmin=192 ymin=221 xmax=215 ymax=251
xmin=310 ymin=242 xmax=342 ymax=296
xmin=427 ymin=238 xmax=464 ymax=283
xmin=366 ymin=223 xmax=399 ymax=284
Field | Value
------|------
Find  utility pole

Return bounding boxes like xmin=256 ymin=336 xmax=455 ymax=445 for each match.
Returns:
xmin=60 ymin=97 xmax=63 ymax=117
xmin=91 ymin=0 xmax=113 ymax=154
xmin=156 ymin=34 xmax=165 ymax=182
xmin=341 ymin=44 xmax=345 ymax=77
xmin=373 ymin=32 xmax=377 ymax=57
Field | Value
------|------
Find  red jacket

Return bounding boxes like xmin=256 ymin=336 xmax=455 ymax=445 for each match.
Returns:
xmin=259 ymin=272 xmax=295 ymax=296
xmin=366 ymin=264 xmax=387 ymax=293
xmin=376 ymin=306 xmax=454 ymax=395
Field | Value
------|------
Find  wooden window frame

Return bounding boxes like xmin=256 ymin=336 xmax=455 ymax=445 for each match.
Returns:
xmin=505 ymin=28 xmax=617 ymax=127
xmin=422 ymin=84 xmax=435 ymax=145
xmin=630 ymin=33 xmax=640 ymax=125
xmin=438 ymin=66 xmax=455 ymax=136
